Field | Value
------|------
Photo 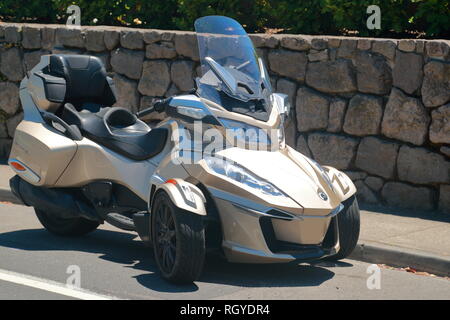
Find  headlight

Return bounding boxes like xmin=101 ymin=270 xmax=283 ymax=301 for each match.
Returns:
xmin=219 ymin=118 xmax=271 ymax=145
xmin=204 ymin=156 xmax=284 ymax=197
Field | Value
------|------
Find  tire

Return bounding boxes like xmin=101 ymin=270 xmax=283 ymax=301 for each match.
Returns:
xmin=34 ymin=208 xmax=99 ymax=237
xmin=326 ymin=195 xmax=360 ymax=261
xmin=151 ymin=190 xmax=205 ymax=284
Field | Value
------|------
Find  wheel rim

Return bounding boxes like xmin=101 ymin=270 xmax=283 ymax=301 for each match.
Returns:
xmin=154 ymin=200 xmax=177 ymax=274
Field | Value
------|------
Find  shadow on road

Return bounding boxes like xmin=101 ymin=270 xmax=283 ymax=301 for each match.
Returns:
xmin=0 ymin=228 xmax=350 ymax=293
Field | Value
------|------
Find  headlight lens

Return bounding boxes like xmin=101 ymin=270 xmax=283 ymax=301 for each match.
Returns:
xmin=204 ymin=156 xmax=284 ymax=197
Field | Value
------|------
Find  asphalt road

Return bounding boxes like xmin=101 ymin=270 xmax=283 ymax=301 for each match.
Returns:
xmin=0 ymin=202 xmax=448 ymax=300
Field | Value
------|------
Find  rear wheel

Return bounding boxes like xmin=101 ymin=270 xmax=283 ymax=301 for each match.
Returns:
xmin=326 ymin=195 xmax=360 ymax=261
xmin=34 ymin=208 xmax=99 ymax=237
xmin=151 ymin=191 xmax=205 ymax=284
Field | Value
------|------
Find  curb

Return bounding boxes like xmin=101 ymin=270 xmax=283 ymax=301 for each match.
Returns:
xmin=0 ymin=186 xmax=448 ymax=277
xmin=350 ymin=241 xmax=450 ymax=278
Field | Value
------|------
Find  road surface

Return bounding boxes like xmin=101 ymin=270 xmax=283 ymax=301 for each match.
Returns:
xmin=0 ymin=202 xmax=448 ymax=300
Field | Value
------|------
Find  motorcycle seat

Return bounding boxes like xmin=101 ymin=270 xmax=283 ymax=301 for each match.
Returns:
xmin=62 ymin=103 xmax=168 ymax=161
xmin=44 ymin=54 xmax=167 ymax=161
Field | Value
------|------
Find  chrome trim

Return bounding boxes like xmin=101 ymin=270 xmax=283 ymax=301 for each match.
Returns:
xmin=208 ymin=186 xmax=271 ymax=213
xmin=209 ymin=186 xmax=301 ymax=220
xmin=209 ymin=186 xmax=346 ymax=220
xmin=231 ymin=202 xmax=301 ymax=221
xmin=302 ymin=203 xmax=344 ymax=219
xmin=209 ymin=186 xmax=345 ymax=221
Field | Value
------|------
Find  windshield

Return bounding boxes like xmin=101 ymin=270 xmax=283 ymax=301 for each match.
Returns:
xmin=194 ymin=16 xmax=273 ymax=121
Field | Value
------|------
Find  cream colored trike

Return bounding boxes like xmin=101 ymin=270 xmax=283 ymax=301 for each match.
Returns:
xmin=8 ymin=16 xmax=360 ymax=284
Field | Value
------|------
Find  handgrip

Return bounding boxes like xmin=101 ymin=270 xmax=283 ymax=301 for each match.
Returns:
xmin=136 ymin=97 xmax=172 ymax=119
xmin=135 ymin=106 xmax=155 ymax=119
xmin=153 ymin=98 xmax=172 ymax=113
xmin=41 ymin=111 xmax=83 ymax=141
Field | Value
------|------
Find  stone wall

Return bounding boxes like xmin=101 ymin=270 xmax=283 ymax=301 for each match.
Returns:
xmin=0 ymin=23 xmax=449 ymax=213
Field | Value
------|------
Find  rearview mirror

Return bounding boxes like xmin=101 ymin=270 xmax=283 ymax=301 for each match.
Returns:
xmin=271 ymin=93 xmax=291 ymax=121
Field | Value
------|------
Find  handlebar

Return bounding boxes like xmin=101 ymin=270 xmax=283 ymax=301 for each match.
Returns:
xmin=153 ymin=98 xmax=171 ymax=112
xmin=136 ymin=97 xmax=172 ymax=119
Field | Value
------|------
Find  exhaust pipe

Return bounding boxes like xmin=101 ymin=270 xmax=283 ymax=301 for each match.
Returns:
xmin=9 ymin=175 xmax=101 ymax=222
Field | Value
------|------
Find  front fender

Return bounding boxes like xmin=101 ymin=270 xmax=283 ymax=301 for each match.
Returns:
xmin=152 ymin=178 xmax=207 ymax=216
xmin=324 ymin=166 xmax=357 ymax=202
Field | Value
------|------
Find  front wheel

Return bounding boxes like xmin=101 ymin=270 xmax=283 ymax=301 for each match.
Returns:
xmin=326 ymin=195 xmax=360 ymax=261
xmin=35 ymin=208 xmax=99 ymax=236
xmin=151 ymin=191 xmax=205 ymax=284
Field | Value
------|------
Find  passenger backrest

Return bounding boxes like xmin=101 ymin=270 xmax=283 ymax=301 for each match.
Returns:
xmin=48 ymin=55 xmax=117 ymax=109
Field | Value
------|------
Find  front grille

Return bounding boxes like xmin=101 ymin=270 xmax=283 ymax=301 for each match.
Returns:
xmin=259 ymin=215 xmax=339 ymax=254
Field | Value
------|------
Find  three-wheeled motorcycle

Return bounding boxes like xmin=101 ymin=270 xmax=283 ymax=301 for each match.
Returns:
xmin=8 ymin=16 xmax=360 ymax=283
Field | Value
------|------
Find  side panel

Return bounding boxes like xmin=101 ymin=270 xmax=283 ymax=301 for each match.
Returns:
xmin=9 ymin=121 xmax=77 ymax=186
xmin=56 ymin=119 xmax=177 ymax=200
xmin=55 ymin=138 xmax=156 ymax=201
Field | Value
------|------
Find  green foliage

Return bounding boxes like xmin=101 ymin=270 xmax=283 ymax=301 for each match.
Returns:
xmin=321 ymin=0 xmax=413 ymax=36
xmin=262 ymin=0 xmax=337 ymax=35
xmin=175 ymin=0 xmax=268 ymax=31
xmin=0 ymin=0 xmax=55 ymax=23
xmin=0 ymin=0 xmax=448 ymax=38
xmin=414 ymin=0 xmax=450 ymax=37
xmin=51 ymin=0 xmax=179 ymax=29
xmin=0 ymin=0 xmax=179 ymax=29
